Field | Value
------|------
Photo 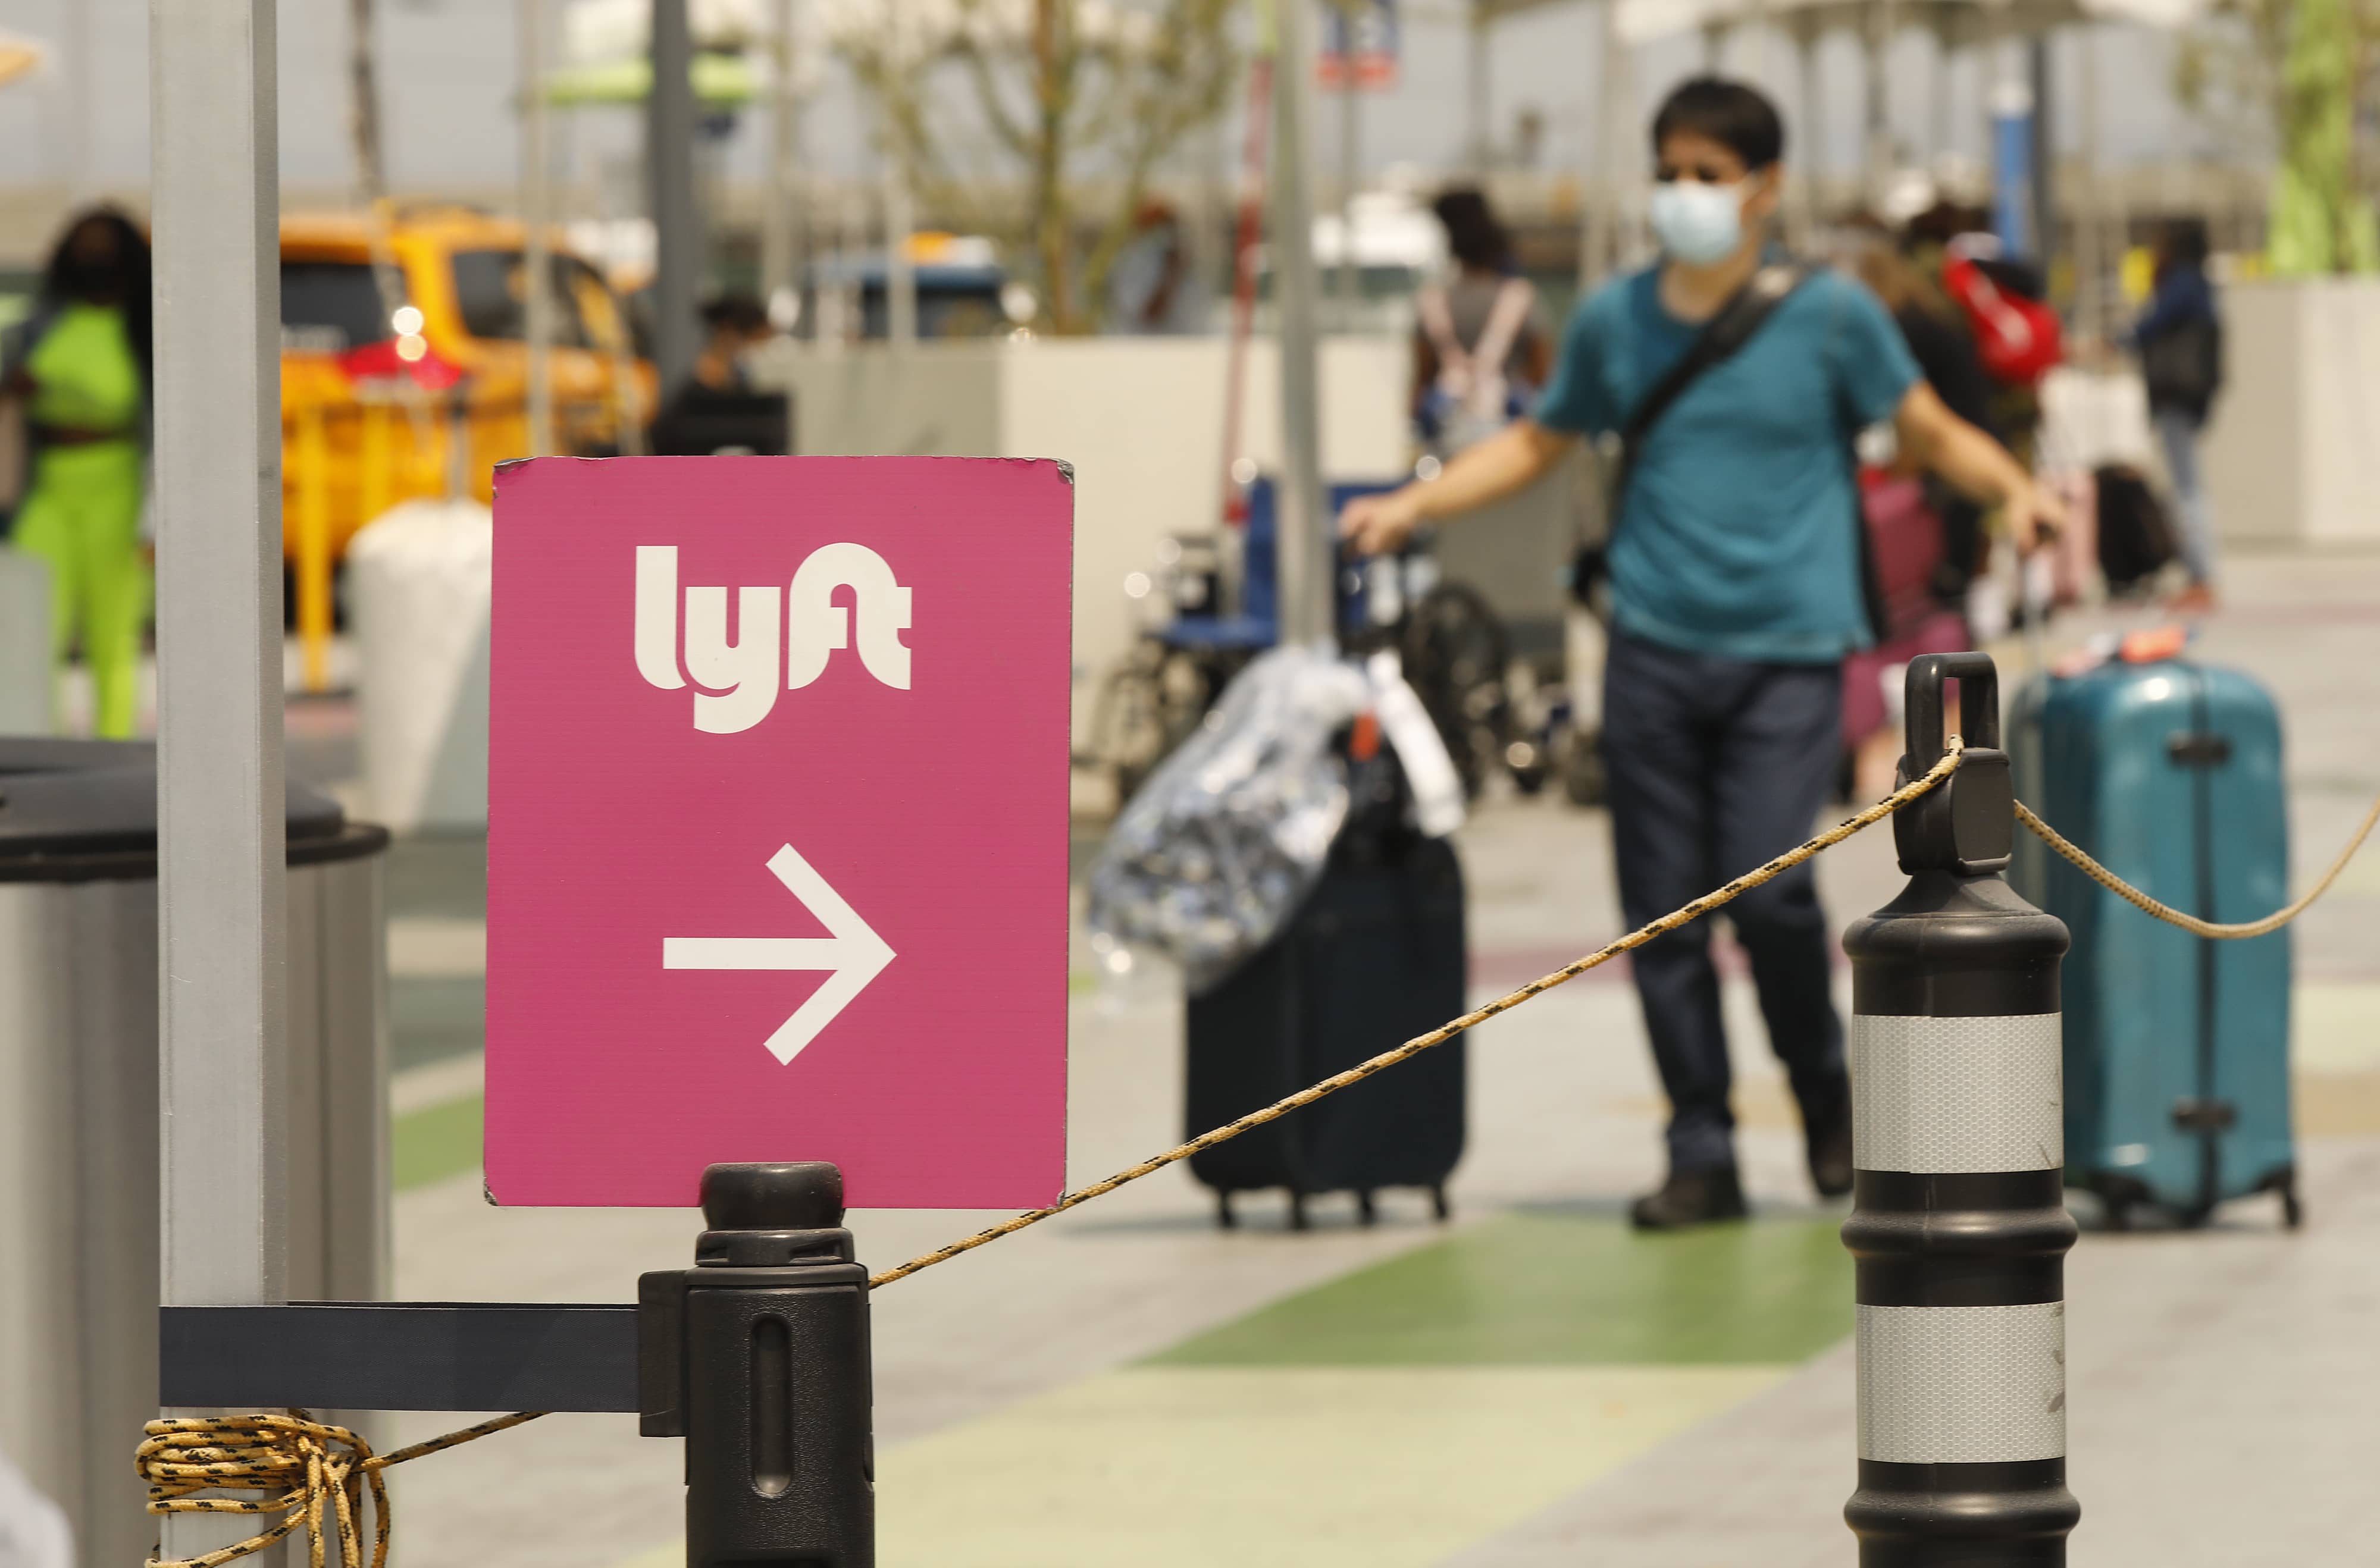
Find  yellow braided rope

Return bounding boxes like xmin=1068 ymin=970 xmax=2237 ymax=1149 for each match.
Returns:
xmin=133 ymin=752 xmax=2375 ymax=1562
xmin=130 ymin=748 xmax=1962 ymax=1563
xmin=116 ymin=739 xmax=1994 ymax=1555
xmin=2015 ymin=790 xmax=2380 ymax=940
xmin=137 ymin=1411 xmax=543 ymax=1568
xmin=864 ymin=740 xmax=1971 ymax=1288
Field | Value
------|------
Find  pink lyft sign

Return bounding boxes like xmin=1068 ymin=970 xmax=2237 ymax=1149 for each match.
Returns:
xmin=484 ymin=456 xmax=1072 ymax=1208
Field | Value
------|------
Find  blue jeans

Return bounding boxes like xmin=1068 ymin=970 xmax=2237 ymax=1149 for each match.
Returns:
xmin=2154 ymin=408 xmax=2216 ymax=587
xmin=1602 ymin=634 xmax=1849 ymax=1174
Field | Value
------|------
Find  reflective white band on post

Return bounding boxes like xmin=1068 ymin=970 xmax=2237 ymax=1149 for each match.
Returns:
xmin=1851 ymin=1014 xmax=2063 ymax=1174
xmin=1858 ymin=1302 xmax=2067 ymax=1463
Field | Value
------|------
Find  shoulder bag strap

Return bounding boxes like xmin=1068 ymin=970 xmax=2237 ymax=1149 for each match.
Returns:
xmin=1609 ymin=264 xmax=1808 ymax=525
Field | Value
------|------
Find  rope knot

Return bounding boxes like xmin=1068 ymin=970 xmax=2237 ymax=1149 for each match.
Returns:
xmin=135 ymin=1409 xmax=541 ymax=1568
xmin=137 ymin=1412 xmax=386 ymax=1568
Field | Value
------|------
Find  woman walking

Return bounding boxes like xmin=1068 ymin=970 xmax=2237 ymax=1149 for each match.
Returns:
xmin=2134 ymin=218 xmax=2224 ymax=613
xmin=1411 ymin=189 xmax=1551 ymax=457
xmin=1 ymin=207 xmax=154 ymax=737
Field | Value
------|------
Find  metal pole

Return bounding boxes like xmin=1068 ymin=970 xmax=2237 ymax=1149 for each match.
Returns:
xmin=1990 ymin=59 xmax=2036 ymax=261
xmin=762 ymin=0 xmax=803 ymax=329
xmin=64 ymin=0 xmax=94 ymax=200
xmin=1930 ymin=20 xmax=1955 ymax=170
xmin=1216 ymin=47 xmax=1275 ymax=529
xmin=1577 ymin=0 xmax=1619 ymax=290
xmin=1792 ymin=21 xmax=1821 ymax=252
xmin=521 ymin=0 xmax=555 ymax=456
xmin=2027 ymin=34 xmax=2054 ymax=268
xmin=883 ymin=132 xmax=917 ymax=350
xmin=1272 ymin=0 xmax=1330 ymax=647
xmin=2076 ymin=23 xmax=2105 ymax=344
xmin=1611 ymin=16 xmax=1646 ymax=270
xmin=1861 ymin=0 xmax=1892 ymax=202
xmin=346 ymin=0 xmax=385 ymax=200
xmin=1336 ymin=25 xmax=1361 ymax=328
xmin=597 ymin=115 xmax=652 ymax=454
xmin=1842 ymin=653 xmax=2079 ymax=1567
xmin=649 ymin=0 xmax=701 ymax=398
xmin=1194 ymin=106 xmax=1231 ymax=329
xmin=1464 ymin=4 xmax=1490 ymax=175
xmin=151 ymin=1 xmax=290 ymax=1560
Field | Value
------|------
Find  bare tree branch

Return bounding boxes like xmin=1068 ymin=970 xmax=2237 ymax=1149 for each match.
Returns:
xmin=828 ymin=0 xmax=1239 ymax=334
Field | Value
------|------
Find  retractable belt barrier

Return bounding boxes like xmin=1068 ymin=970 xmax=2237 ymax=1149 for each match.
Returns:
xmin=143 ymin=651 xmax=2378 ymax=1568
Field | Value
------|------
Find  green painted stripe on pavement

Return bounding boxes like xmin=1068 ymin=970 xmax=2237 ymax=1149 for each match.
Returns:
xmin=394 ymin=1093 xmax=483 ymax=1190
xmin=606 ymin=1365 xmax=1794 ymax=1568
xmin=1150 ymin=1213 xmax=1851 ymax=1367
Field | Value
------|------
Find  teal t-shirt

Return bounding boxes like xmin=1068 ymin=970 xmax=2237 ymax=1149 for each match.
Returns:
xmin=1535 ymin=265 xmax=1919 ymax=664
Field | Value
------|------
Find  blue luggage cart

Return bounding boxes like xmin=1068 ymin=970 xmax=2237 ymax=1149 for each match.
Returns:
xmin=1157 ymin=477 xmax=1403 ymax=654
xmin=2013 ymin=655 xmax=2300 ymax=1228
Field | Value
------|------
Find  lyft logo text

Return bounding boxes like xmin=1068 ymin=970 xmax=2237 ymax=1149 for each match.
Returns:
xmin=634 ymin=543 xmax=913 ymax=733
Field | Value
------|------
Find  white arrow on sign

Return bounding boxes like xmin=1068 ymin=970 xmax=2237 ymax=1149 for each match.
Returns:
xmin=663 ymin=843 xmax=897 ymax=1065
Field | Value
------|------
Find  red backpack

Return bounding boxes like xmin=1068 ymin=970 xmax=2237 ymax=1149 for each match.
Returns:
xmin=1942 ymin=252 xmax=2062 ymax=386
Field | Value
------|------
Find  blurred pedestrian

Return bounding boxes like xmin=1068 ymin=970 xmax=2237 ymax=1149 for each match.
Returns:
xmin=1106 ymin=200 xmax=1210 ymax=335
xmin=2133 ymin=218 xmax=2224 ymax=613
xmin=650 ymin=293 xmax=789 ymax=457
xmin=1340 ymin=77 xmax=2059 ymax=1229
xmin=0 ymin=206 xmax=153 ymax=738
xmin=1840 ymin=233 xmax=1999 ymax=799
xmin=1905 ymin=201 xmax=2056 ymax=468
xmin=1413 ymin=188 xmax=1550 ymax=456
xmin=1847 ymin=228 xmax=2002 ymax=450
xmin=692 ymin=293 xmax=773 ymax=392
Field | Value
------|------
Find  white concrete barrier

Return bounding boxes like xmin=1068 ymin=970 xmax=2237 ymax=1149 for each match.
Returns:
xmin=0 ymin=1450 xmax=71 ymax=1568
xmin=2203 ymin=278 xmax=2380 ymax=547
xmin=757 ymin=335 xmax=1411 ymax=746
xmin=2037 ymin=366 xmax=2158 ymax=475
xmin=347 ymin=499 xmax=491 ymax=835
xmin=0 ymin=549 xmax=50 ymax=736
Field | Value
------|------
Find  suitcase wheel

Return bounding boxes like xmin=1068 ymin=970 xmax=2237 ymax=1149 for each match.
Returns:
xmin=2092 ymin=1174 xmax=2148 ymax=1233
xmin=1430 ymin=1184 xmax=1451 ymax=1222
xmin=2281 ymin=1183 xmax=2304 ymax=1231
xmin=1288 ymin=1190 xmax=1310 ymax=1231
xmin=1215 ymin=1191 xmax=1236 ymax=1230
xmin=1356 ymin=1190 xmax=1378 ymax=1227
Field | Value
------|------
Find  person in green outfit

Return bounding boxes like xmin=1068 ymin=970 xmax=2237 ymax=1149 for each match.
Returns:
xmin=1 ymin=208 xmax=154 ymax=738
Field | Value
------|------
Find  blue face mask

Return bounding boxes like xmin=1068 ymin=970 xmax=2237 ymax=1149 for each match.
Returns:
xmin=1649 ymin=180 xmax=1748 ymax=266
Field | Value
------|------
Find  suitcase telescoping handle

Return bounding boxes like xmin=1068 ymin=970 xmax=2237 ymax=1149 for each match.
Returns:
xmin=1896 ymin=652 xmax=2014 ymax=876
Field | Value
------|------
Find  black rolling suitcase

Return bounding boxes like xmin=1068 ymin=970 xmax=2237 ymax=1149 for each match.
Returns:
xmin=1184 ymin=766 xmax=1467 ymax=1228
xmin=2092 ymin=463 xmax=2177 ymax=595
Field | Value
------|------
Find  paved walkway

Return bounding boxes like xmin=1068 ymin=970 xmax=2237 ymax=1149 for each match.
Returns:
xmin=375 ymin=552 xmax=2380 ymax=1567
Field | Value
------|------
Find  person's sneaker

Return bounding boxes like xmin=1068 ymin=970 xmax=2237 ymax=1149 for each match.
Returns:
xmin=1806 ymin=1099 xmax=1855 ymax=1199
xmin=1629 ymin=1166 xmax=1748 ymax=1231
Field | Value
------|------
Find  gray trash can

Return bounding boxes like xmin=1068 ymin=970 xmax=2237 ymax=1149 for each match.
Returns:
xmin=0 ymin=739 xmax=392 ymax=1568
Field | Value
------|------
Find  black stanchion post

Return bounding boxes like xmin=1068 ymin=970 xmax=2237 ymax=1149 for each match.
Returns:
xmin=1842 ymin=654 xmax=2080 ymax=1565
xmin=641 ymin=1162 xmax=875 ymax=1567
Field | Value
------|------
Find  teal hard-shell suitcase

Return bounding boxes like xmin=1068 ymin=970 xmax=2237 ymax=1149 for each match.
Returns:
xmin=2012 ymin=657 xmax=2300 ymax=1228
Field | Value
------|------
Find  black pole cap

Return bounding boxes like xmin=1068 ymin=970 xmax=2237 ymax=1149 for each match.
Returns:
xmin=700 ymin=1163 xmax=845 ymax=1232
xmin=1894 ymin=651 xmax=2015 ymax=876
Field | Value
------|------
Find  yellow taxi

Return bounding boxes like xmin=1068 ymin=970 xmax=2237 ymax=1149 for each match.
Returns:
xmin=278 ymin=207 xmax=653 ymax=566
